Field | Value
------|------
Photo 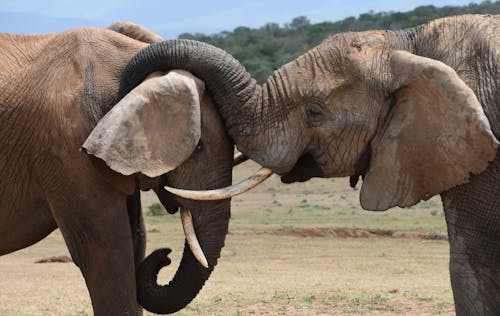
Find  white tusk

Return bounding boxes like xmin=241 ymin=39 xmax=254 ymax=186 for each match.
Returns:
xmin=180 ymin=208 xmax=209 ymax=268
xmin=165 ymin=167 xmax=273 ymax=201
xmin=233 ymin=152 xmax=249 ymax=166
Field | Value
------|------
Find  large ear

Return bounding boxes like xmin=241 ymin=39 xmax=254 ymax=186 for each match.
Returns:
xmin=360 ymin=50 xmax=498 ymax=211
xmin=82 ymin=70 xmax=205 ymax=177
xmin=107 ymin=21 xmax=164 ymax=44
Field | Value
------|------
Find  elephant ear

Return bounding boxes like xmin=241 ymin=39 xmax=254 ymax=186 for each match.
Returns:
xmin=360 ymin=50 xmax=498 ymax=211
xmin=107 ymin=21 xmax=164 ymax=44
xmin=82 ymin=70 xmax=204 ymax=177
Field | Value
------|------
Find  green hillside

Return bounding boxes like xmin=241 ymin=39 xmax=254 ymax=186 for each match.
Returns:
xmin=179 ymin=1 xmax=500 ymax=83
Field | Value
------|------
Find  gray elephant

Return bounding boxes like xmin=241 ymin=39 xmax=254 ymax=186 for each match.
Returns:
xmin=0 ymin=22 xmax=236 ymax=315
xmin=120 ymin=15 xmax=499 ymax=315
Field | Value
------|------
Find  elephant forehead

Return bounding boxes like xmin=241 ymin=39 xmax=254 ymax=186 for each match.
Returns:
xmin=349 ymin=31 xmax=386 ymax=50
xmin=321 ymin=31 xmax=386 ymax=52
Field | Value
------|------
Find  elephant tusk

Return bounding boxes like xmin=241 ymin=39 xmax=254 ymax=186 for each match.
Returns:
xmin=165 ymin=167 xmax=273 ymax=201
xmin=180 ymin=208 xmax=209 ymax=268
xmin=233 ymin=152 xmax=249 ymax=166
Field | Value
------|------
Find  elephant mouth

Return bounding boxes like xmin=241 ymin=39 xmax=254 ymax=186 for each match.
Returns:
xmin=281 ymin=154 xmax=324 ymax=183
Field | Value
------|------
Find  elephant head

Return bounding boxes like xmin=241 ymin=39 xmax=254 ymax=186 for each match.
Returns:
xmin=118 ymin=23 xmax=498 ymax=211
xmin=246 ymin=33 xmax=499 ymax=211
xmin=83 ymin=70 xmax=233 ymax=313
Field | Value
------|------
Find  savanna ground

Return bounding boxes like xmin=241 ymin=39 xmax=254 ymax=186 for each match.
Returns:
xmin=0 ymin=160 xmax=454 ymax=315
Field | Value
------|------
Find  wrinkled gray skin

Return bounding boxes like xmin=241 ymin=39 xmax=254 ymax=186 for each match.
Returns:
xmin=0 ymin=23 xmax=233 ymax=315
xmin=120 ymin=15 xmax=499 ymax=315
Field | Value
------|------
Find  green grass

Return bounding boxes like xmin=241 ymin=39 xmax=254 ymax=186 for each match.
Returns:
xmin=227 ymin=198 xmax=445 ymax=232
xmin=221 ymin=160 xmax=447 ymax=233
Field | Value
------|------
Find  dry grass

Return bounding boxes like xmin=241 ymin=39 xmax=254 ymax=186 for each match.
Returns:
xmin=0 ymin=160 xmax=453 ymax=315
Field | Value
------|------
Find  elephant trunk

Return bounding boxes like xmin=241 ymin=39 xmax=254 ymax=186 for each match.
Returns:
xmin=119 ymin=39 xmax=298 ymax=171
xmin=136 ymin=201 xmax=230 ymax=314
xmin=120 ymin=38 xmax=313 ymax=174
xmin=120 ymin=39 xmax=262 ymax=140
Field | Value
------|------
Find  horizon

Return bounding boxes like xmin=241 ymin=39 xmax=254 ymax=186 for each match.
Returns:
xmin=0 ymin=0 xmax=483 ymax=38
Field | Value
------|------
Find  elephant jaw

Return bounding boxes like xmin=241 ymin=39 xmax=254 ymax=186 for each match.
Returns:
xmin=280 ymin=154 xmax=324 ymax=184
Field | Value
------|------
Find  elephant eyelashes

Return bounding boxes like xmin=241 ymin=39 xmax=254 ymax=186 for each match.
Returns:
xmin=194 ymin=141 xmax=203 ymax=152
xmin=306 ymin=104 xmax=324 ymax=118
xmin=305 ymin=104 xmax=325 ymax=126
xmin=306 ymin=108 xmax=321 ymax=118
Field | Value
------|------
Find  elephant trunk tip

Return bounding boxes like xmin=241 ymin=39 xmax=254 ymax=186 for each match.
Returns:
xmin=136 ymin=245 xmax=209 ymax=314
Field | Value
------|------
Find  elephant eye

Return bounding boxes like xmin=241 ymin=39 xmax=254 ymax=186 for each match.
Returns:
xmin=306 ymin=107 xmax=323 ymax=120
xmin=195 ymin=140 xmax=203 ymax=152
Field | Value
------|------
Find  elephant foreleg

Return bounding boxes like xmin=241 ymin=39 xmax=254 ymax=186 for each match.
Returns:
xmin=127 ymin=186 xmax=146 ymax=269
xmin=441 ymin=155 xmax=500 ymax=316
xmin=43 ymin=169 xmax=140 ymax=315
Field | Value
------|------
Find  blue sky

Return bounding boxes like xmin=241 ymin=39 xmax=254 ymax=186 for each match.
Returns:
xmin=0 ymin=0 xmax=480 ymax=38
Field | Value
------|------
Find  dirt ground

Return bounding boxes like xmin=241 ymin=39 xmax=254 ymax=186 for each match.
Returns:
xmin=0 ymin=231 xmax=453 ymax=316
xmin=229 ymin=227 xmax=448 ymax=239
xmin=0 ymin=160 xmax=454 ymax=315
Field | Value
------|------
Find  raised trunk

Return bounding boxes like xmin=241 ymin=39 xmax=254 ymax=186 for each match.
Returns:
xmin=120 ymin=40 xmax=261 ymax=139
xmin=136 ymin=201 xmax=230 ymax=314
xmin=119 ymin=40 xmax=287 ymax=170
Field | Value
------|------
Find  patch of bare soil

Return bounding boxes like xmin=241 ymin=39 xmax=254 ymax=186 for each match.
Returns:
xmin=34 ymin=255 xmax=72 ymax=263
xmin=226 ymin=299 xmax=454 ymax=316
xmin=230 ymin=228 xmax=448 ymax=240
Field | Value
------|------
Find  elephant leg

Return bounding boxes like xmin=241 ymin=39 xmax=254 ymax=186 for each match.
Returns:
xmin=126 ymin=187 xmax=146 ymax=315
xmin=44 ymin=174 xmax=139 ymax=315
xmin=127 ymin=186 xmax=146 ymax=270
xmin=441 ymin=156 xmax=500 ymax=316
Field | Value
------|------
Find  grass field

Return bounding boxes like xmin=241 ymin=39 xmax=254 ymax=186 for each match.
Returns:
xmin=0 ymin=160 xmax=454 ymax=315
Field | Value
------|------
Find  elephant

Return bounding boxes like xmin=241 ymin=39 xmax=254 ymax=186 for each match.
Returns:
xmin=117 ymin=15 xmax=499 ymax=315
xmin=0 ymin=22 xmax=236 ymax=315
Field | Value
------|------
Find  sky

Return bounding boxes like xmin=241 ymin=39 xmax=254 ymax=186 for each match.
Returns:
xmin=0 ymin=0 xmax=481 ymax=38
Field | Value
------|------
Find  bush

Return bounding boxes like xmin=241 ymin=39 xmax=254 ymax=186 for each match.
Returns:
xmin=179 ymin=1 xmax=500 ymax=84
xmin=147 ymin=203 xmax=165 ymax=216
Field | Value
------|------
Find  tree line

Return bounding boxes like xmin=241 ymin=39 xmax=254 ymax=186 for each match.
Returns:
xmin=179 ymin=1 xmax=500 ymax=83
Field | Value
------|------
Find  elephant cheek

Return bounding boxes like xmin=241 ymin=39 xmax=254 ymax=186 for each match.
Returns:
xmin=152 ymin=186 xmax=179 ymax=214
xmin=280 ymin=154 xmax=324 ymax=183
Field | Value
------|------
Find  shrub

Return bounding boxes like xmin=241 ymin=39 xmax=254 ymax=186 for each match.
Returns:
xmin=147 ymin=203 xmax=165 ymax=216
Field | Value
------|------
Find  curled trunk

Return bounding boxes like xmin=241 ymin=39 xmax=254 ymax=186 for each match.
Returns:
xmin=136 ymin=201 xmax=230 ymax=314
xmin=136 ymin=245 xmax=207 ymax=314
xmin=119 ymin=39 xmax=262 ymax=139
xmin=120 ymin=39 xmax=297 ymax=172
